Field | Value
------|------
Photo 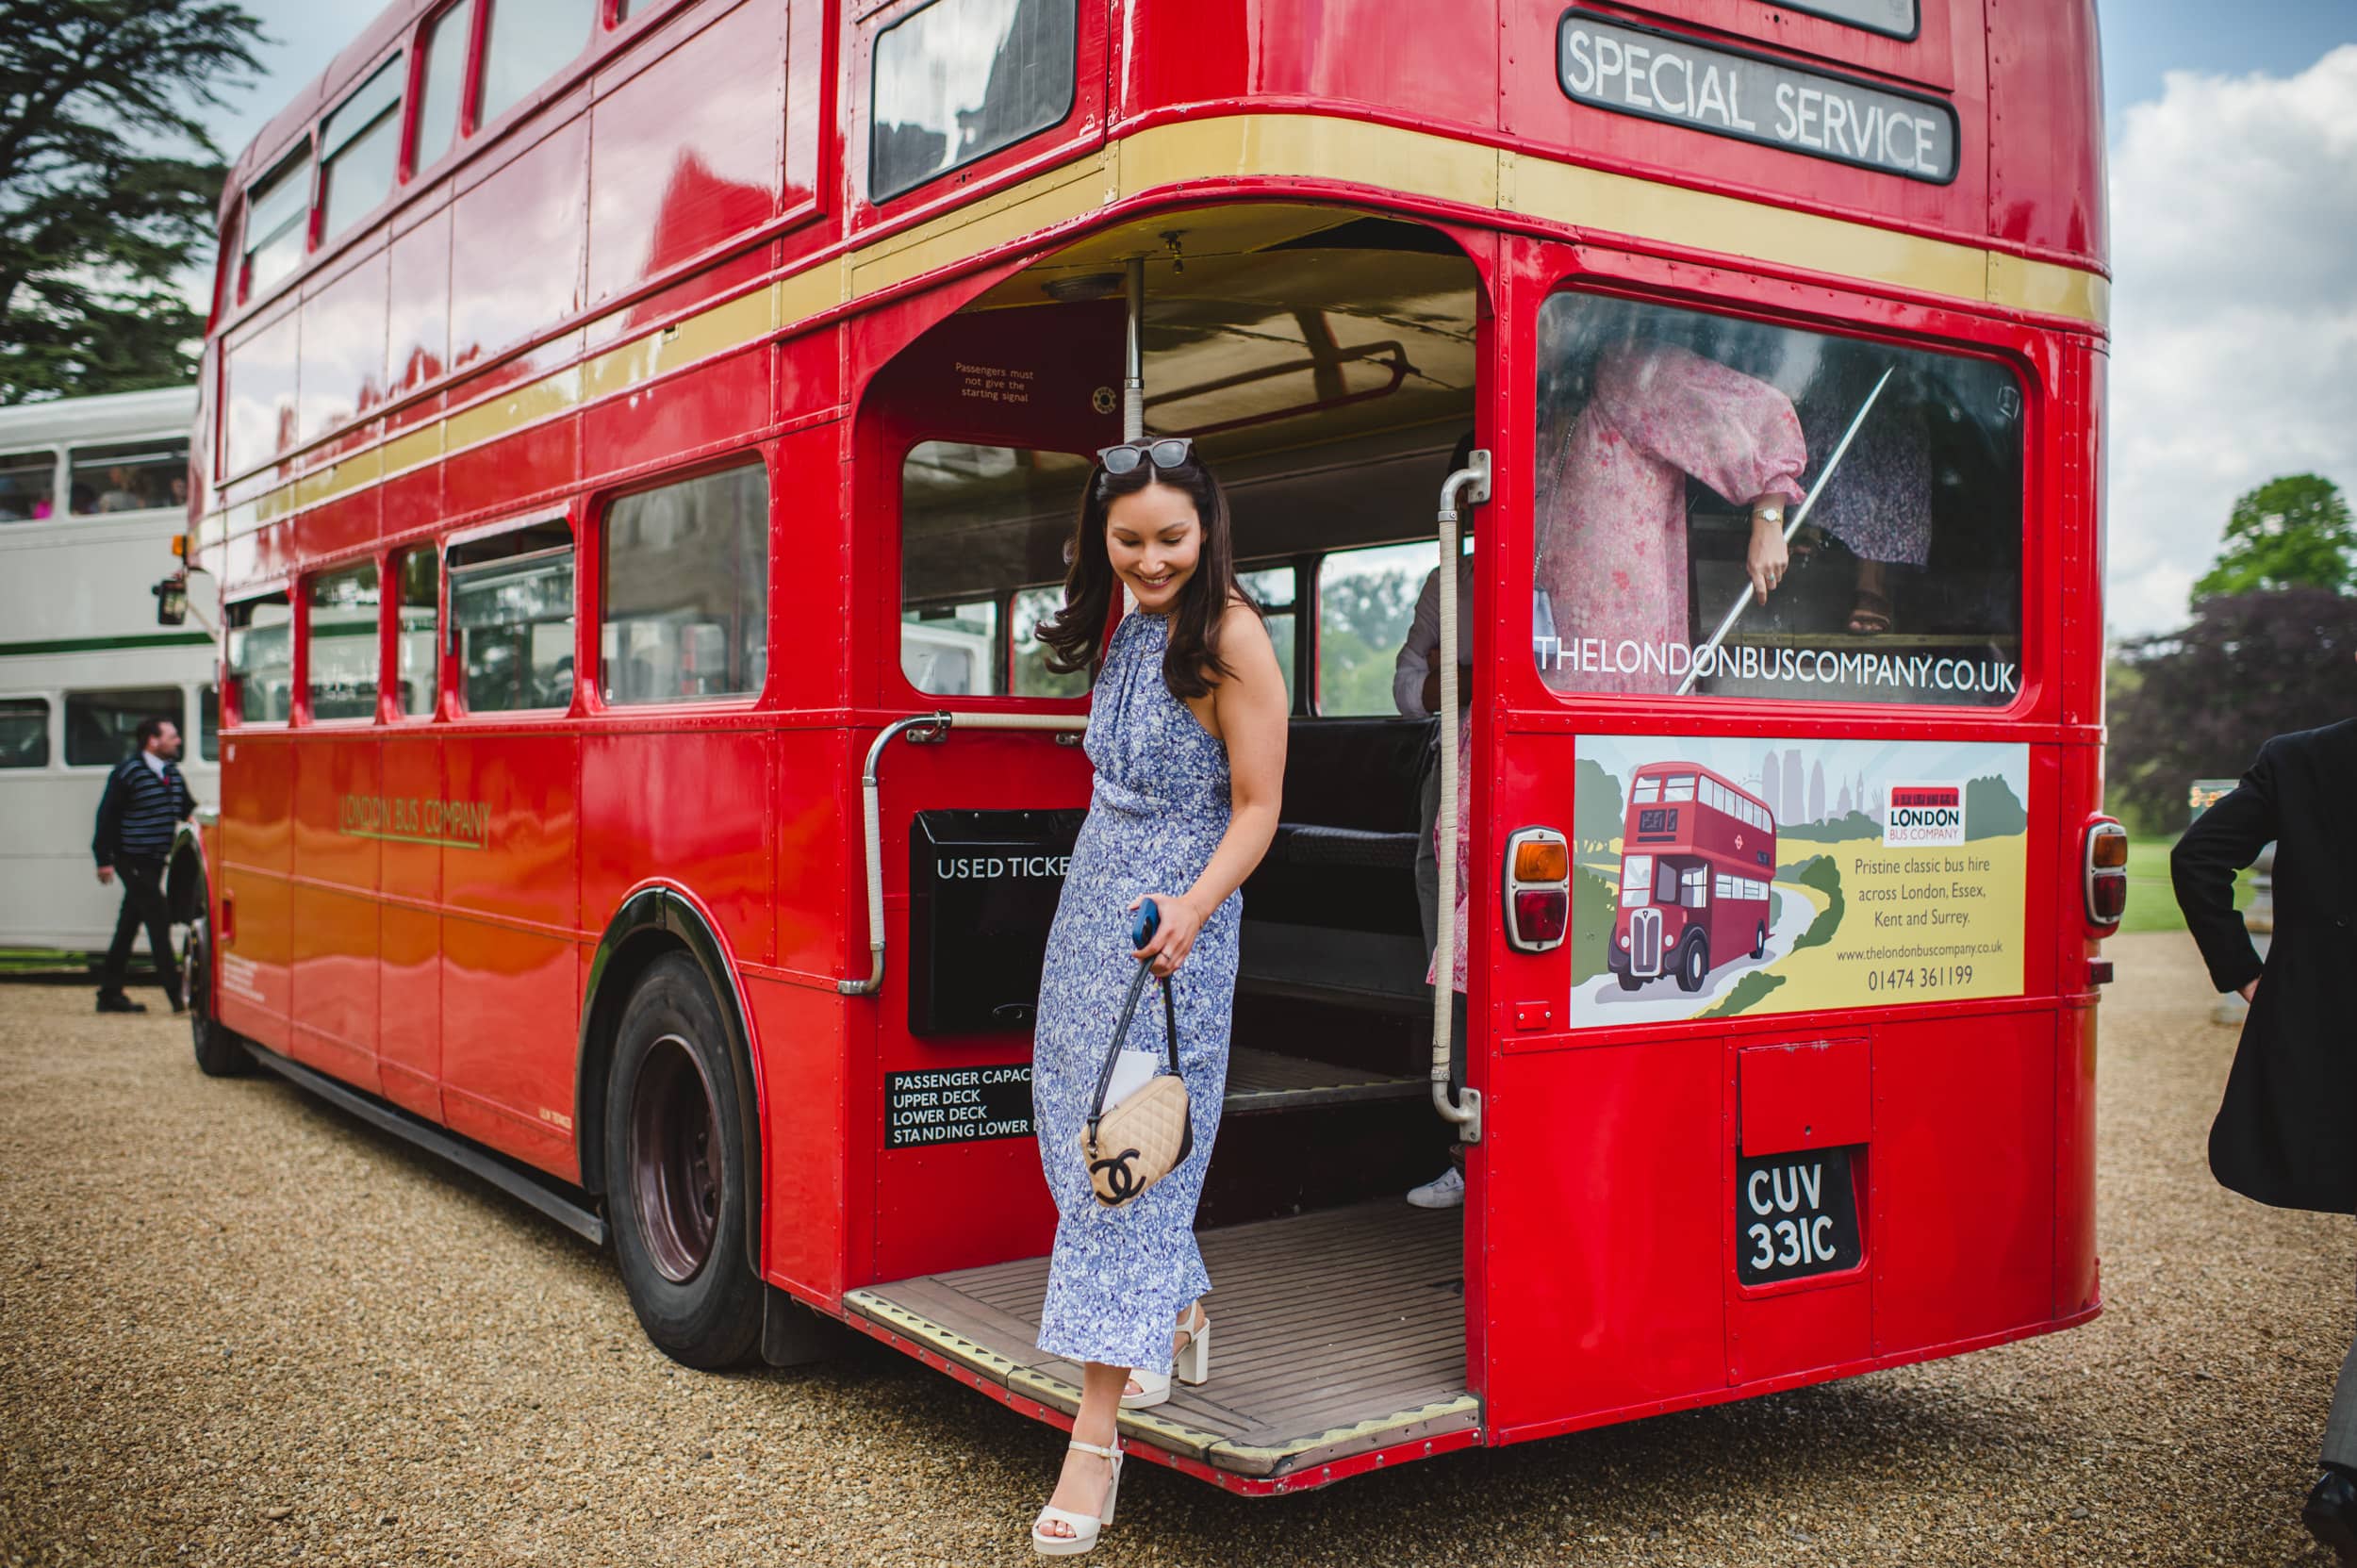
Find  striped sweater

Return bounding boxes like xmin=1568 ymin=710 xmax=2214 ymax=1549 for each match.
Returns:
xmin=92 ymin=753 xmax=197 ymax=866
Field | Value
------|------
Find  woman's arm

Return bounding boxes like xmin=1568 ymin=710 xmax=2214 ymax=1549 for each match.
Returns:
xmin=1134 ymin=602 xmax=1289 ymax=976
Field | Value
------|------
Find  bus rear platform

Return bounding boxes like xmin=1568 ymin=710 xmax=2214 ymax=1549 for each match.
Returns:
xmin=844 ymin=1200 xmax=1476 ymax=1494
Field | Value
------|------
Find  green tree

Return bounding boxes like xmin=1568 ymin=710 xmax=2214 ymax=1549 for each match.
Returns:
xmin=2190 ymin=474 xmax=2356 ymax=602
xmin=0 ymin=0 xmax=264 ymax=403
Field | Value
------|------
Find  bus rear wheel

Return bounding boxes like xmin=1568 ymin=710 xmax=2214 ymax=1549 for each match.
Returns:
xmin=1617 ymin=969 xmax=1644 ymax=991
xmin=1752 ymin=921 xmax=1768 ymax=961
xmin=184 ymin=917 xmax=247 ymax=1078
xmin=604 ymin=953 xmax=762 ymax=1370
xmin=1675 ymin=934 xmax=1709 ymax=993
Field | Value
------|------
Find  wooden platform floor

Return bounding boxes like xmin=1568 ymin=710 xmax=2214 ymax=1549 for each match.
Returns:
xmin=845 ymin=1200 xmax=1474 ymax=1479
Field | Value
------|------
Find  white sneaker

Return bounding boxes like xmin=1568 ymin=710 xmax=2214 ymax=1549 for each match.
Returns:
xmin=1406 ymin=1167 xmax=1465 ymax=1209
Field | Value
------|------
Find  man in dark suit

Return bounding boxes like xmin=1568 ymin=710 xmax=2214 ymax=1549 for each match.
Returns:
xmin=91 ymin=717 xmax=199 ymax=1015
xmin=2171 ymin=718 xmax=2357 ymax=1564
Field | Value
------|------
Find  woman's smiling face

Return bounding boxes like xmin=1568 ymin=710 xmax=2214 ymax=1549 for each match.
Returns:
xmin=1105 ymin=482 xmax=1202 ymax=614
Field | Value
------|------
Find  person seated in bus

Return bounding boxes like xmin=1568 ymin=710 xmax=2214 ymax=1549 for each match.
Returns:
xmin=1393 ymin=433 xmax=1475 ymax=1211
xmin=1791 ymin=371 xmax=1932 ymax=635
xmin=96 ymin=465 xmax=147 ymax=513
xmin=1025 ymin=437 xmax=1286 ymax=1556
xmin=1534 ymin=338 xmax=1806 ymax=694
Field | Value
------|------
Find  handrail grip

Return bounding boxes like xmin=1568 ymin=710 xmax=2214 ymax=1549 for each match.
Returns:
xmin=839 ymin=710 xmax=1089 ymax=997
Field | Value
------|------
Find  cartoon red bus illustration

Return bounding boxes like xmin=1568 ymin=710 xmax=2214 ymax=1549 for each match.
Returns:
xmin=1608 ymin=764 xmax=1778 ymax=993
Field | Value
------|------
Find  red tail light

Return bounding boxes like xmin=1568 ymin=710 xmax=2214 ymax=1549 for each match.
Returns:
xmin=2084 ymin=820 xmax=2128 ymax=929
xmin=1513 ymin=888 xmax=1569 ymax=944
xmin=1504 ymin=826 xmax=1570 ymax=952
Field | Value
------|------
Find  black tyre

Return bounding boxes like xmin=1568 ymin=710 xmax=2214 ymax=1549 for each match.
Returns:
xmin=1751 ymin=921 xmax=1768 ymax=961
xmin=1675 ymin=934 xmax=1709 ymax=993
xmin=184 ymin=917 xmax=248 ymax=1078
xmin=604 ymin=953 xmax=762 ymax=1370
xmin=1616 ymin=969 xmax=1644 ymax=991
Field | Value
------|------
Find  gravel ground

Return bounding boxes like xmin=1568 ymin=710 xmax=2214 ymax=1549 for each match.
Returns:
xmin=2 ymin=932 xmax=2349 ymax=1567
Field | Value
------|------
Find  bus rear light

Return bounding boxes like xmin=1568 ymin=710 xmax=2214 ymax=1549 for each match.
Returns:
xmin=1504 ymin=826 xmax=1571 ymax=953
xmin=1513 ymin=889 xmax=1569 ymax=945
xmin=2084 ymin=820 xmax=2128 ymax=929
xmin=1514 ymin=839 xmax=1569 ymax=883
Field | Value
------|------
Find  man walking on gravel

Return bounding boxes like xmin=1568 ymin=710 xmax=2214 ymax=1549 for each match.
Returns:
xmin=91 ymin=717 xmax=198 ymax=1015
xmin=2170 ymin=716 xmax=2357 ymax=1565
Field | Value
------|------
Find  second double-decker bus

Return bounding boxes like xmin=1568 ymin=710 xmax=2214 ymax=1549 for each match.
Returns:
xmin=1610 ymin=763 xmax=1776 ymax=994
xmin=172 ymin=0 xmax=2119 ymax=1495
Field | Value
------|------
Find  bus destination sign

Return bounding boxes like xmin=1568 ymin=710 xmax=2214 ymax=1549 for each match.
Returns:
xmin=1558 ymin=11 xmax=1956 ymax=184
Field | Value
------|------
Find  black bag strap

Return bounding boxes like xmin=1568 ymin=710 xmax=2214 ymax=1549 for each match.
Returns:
xmin=1085 ymin=957 xmax=1180 ymax=1147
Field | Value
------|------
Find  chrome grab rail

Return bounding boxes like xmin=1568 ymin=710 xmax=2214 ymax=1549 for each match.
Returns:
xmin=1432 ymin=449 xmax=1490 ymax=1142
xmin=839 ymin=710 xmax=1088 ymax=997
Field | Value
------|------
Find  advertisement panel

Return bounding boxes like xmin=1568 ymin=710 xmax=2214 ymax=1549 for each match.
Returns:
xmin=1571 ymin=734 xmax=2029 ymax=1024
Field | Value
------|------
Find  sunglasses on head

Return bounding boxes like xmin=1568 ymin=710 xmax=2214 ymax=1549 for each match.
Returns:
xmin=1096 ymin=437 xmax=1194 ymax=476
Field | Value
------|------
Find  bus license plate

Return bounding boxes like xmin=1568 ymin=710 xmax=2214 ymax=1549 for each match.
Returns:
xmin=1736 ymin=1147 xmax=1861 ymax=1285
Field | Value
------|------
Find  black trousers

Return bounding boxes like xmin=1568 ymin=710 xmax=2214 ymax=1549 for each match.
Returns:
xmin=100 ymin=855 xmax=178 ymax=1001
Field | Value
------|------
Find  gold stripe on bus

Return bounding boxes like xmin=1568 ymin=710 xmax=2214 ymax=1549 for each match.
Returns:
xmin=222 ymin=112 xmax=2106 ymax=536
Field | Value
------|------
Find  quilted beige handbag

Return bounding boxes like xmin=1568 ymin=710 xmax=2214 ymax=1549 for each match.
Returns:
xmin=1080 ymin=957 xmax=1194 ymax=1208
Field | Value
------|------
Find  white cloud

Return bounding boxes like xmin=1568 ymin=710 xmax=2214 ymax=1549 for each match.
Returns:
xmin=2106 ymin=44 xmax=2357 ymax=635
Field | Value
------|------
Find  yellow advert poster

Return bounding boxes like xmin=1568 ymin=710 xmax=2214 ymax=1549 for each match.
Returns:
xmin=1570 ymin=734 xmax=2029 ymax=1025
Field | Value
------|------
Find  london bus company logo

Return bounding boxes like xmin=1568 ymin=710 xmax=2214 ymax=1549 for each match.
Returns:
xmin=1883 ymin=783 xmax=1965 ymax=847
xmin=338 ymin=792 xmax=492 ymax=850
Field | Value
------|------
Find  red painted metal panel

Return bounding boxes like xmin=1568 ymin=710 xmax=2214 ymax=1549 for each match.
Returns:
xmin=381 ymin=458 xmax=442 ymax=545
xmin=764 ymin=421 xmax=851 ymax=715
xmin=441 ymin=411 xmax=580 ymax=520
xmin=580 ymin=728 xmax=775 ymax=967
xmin=578 ymin=346 xmax=773 ymax=481
xmin=2053 ymin=1001 xmax=2099 ymax=1318
xmin=440 ymin=913 xmax=580 ymax=1177
xmin=1870 ymin=1010 xmax=2053 ymax=1352
xmin=1727 ymin=1274 xmax=1870 ymax=1385
xmin=289 ymin=884 xmax=383 ymax=1086
xmin=774 ymin=727 xmax=850 ymax=979
xmin=1985 ymin=0 xmax=2107 ymax=260
xmin=296 ymin=486 xmax=383 ymax=568
xmin=1481 ymin=1037 xmax=1726 ymax=1434
xmin=746 ymin=975 xmax=849 ymax=1303
xmin=1738 ymin=1036 xmax=1869 ymax=1153
xmin=379 ymin=901 xmax=443 ymax=1119
xmin=448 ymin=113 xmax=587 ymax=375
xmin=585 ymin=0 xmax=785 ymax=311
xmin=220 ymin=733 xmax=294 ymax=875
xmin=440 ymin=733 xmax=578 ymax=927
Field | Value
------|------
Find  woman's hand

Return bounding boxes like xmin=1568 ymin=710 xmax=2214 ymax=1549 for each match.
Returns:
xmin=1131 ymin=892 xmax=1206 ymax=977
xmin=1746 ymin=503 xmax=1790 ymax=605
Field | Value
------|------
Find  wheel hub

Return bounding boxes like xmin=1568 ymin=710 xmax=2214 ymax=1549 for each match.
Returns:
xmin=628 ymin=1034 xmax=723 ymax=1283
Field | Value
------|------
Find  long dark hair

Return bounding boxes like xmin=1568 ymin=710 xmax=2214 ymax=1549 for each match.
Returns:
xmin=1037 ymin=450 xmax=1252 ymax=700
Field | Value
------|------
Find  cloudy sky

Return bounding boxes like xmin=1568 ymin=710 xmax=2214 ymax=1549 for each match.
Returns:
xmin=193 ymin=1 xmax=2357 ymax=637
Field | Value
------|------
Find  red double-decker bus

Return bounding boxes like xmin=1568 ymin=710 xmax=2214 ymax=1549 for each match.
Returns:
xmin=169 ymin=0 xmax=2120 ymax=1494
xmin=1610 ymin=763 xmax=1775 ymax=993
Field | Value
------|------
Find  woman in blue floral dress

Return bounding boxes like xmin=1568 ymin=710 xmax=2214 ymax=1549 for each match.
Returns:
xmin=1024 ymin=438 xmax=1286 ymax=1555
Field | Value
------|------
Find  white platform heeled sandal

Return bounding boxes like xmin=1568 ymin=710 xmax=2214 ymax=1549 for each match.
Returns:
xmin=1118 ymin=1307 xmax=1211 ymax=1411
xmin=1031 ymin=1437 xmax=1124 ymax=1557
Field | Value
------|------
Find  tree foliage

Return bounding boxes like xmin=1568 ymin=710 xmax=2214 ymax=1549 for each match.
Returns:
xmin=1314 ymin=561 xmax=1423 ymax=714
xmin=0 ymin=0 xmax=263 ymax=403
xmin=2107 ymin=586 xmax=2357 ymax=833
xmin=2190 ymin=474 xmax=2356 ymax=602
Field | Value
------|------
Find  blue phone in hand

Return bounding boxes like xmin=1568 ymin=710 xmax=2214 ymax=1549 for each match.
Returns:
xmin=1130 ymin=899 xmax=1161 ymax=949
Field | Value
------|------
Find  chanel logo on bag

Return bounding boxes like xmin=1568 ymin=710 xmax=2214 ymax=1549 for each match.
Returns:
xmin=1089 ymin=1148 xmax=1144 ymax=1203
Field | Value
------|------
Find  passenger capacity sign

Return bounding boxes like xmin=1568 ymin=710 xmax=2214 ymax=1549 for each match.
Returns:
xmin=885 ymin=1065 xmax=1034 ymax=1148
xmin=1557 ymin=11 xmax=1957 ymax=184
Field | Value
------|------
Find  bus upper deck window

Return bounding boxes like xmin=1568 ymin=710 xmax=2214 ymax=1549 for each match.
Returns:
xmin=412 ymin=0 xmax=474 ymax=172
xmin=900 ymin=441 xmax=1089 ymax=699
xmin=449 ymin=520 xmax=574 ymax=714
xmin=870 ymin=0 xmax=1078 ymax=202
xmin=602 ymin=462 xmax=769 ymax=704
xmin=1532 ymin=292 xmax=2024 ymax=708
xmin=241 ymin=147 xmax=312 ymax=302
xmin=477 ymin=0 xmax=594 ymax=127
xmin=225 ymin=592 xmax=294 ymax=723
xmin=319 ymin=54 xmax=404 ymax=241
